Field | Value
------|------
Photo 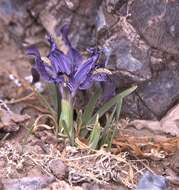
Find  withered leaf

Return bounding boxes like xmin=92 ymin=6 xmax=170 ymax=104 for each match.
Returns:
xmin=130 ymin=104 xmax=179 ymax=136
xmin=0 ymin=108 xmax=30 ymax=132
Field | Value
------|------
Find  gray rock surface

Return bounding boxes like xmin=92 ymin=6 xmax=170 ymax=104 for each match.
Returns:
xmin=129 ymin=0 xmax=179 ymax=56
xmin=2 ymin=176 xmax=55 ymax=190
xmin=138 ymin=69 xmax=179 ymax=118
xmin=48 ymin=159 xmax=68 ymax=179
xmin=1 ymin=0 xmax=179 ymax=119
xmin=135 ymin=172 xmax=167 ymax=190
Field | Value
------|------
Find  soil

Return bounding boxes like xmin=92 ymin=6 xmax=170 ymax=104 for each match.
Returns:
xmin=0 ymin=0 xmax=179 ymax=190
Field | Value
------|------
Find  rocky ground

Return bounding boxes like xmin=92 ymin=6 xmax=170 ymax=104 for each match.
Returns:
xmin=0 ymin=0 xmax=179 ymax=189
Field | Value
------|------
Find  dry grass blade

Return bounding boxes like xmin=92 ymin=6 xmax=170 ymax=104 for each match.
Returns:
xmin=5 ymin=92 xmax=36 ymax=104
xmin=31 ymin=87 xmax=57 ymax=118
xmin=75 ymin=138 xmax=90 ymax=149
xmin=0 ymin=140 xmax=151 ymax=189
xmin=113 ymin=135 xmax=179 ymax=159
xmin=63 ymin=147 xmax=148 ymax=188
xmin=32 ymin=114 xmax=58 ymax=133
xmin=131 ymin=103 xmax=179 ymax=136
xmin=23 ymin=104 xmax=51 ymax=114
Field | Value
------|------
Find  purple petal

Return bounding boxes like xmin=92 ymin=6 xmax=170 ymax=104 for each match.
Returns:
xmin=68 ymin=48 xmax=83 ymax=69
xmin=55 ymin=25 xmax=84 ymax=76
xmin=101 ymin=81 xmax=116 ymax=101
xmin=48 ymin=49 xmax=72 ymax=75
xmin=61 ymin=25 xmax=83 ymax=67
xmin=74 ymin=53 xmax=99 ymax=82
xmin=47 ymin=35 xmax=57 ymax=51
xmin=47 ymin=36 xmax=72 ymax=75
xmin=79 ymin=76 xmax=93 ymax=90
xmin=55 ymin=75 xmax=64 ymax=84
xmin=92 ymin=73 xmax=108 ymax=81
xmin=31 ymin=67 xmax=40 ymax=83
xmin=79 ymin=71 xmax=108 ymax=90
xmin=56 ymin=25 xmax=83 ymax=68
xmin=60 ymin=24 xmax=71 ymax=47
xmin=27 ymin=47 xmax=54 ymax=82
xmin=55 ymin=24 xmax=71 ymax=47
xmin=27 ymin=46 xmax=40 ymax=57
xmin=60 ymin=26 xmax=83 ymax=68
xmin=86 ymin=47 xmax=98 ymax=54
xmin=68 ymin=53 xmax=99 ymax=94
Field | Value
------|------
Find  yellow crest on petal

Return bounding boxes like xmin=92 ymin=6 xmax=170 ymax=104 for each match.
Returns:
xmin=93 ymin=68 xmax=112 ymax=75
xmin=41 ymin=57 xmax=51 ymax=65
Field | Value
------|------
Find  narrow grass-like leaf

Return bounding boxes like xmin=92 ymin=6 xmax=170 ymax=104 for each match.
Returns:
xmin=108 ymin=126 xmax=117 ymax=150
xmin=116 ymin=98 xmax=122 ymax=121
xmin=89 ymin=86 xmax=137 ymax=124
xmin=82 ymin=87 xmax=102 ymax=125
xmin=100 ymin=105 xmax=117 ymax=146
xmin=55 ymin=84 xmax=61 ymax=123
xmin=88 ymin=114 xmax=101 ymax=149
xmin=47 ymin=84 xmax=61 ymax=125
xmin=47 ymin=84 xmax=58 ymax=110
xmin=76 ymin=110 xmax=83 ymax=135
xmin=61 ymin=120 xmax=74 ymax=146
xmin=33 ymin=87 xmax=57 ymax=118
xmin=59 ymin=99 xmax=74 ymax=145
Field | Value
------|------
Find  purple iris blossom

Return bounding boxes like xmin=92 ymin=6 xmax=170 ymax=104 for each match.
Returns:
xmin=27 ymin=25 xmax=110 ymax=98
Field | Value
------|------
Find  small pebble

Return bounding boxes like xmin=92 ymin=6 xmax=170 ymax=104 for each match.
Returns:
xmin=135 ymin=171 xmax=167 ymax=190
xmin=48 ymin=159 xmax=68 ymax=179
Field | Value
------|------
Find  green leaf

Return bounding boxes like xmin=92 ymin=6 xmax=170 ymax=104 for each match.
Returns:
xmin=82 ymin=87 xmax=102 ymax=125
xmin=76 ymin=109 xmax=83 ymax=129
xmin=61 ymin=120 xmax=72 ymax=143
xmin=33 ymin=87 xmax=56 ymax=118
xmin=55 ymin=84 xmax=61 ymax=123
xmin=60 ymin=120 xmax=75 ymax=146
xmin=100 ymin=105 xmax=117 ymax=146
xmin=89 ymin=85 xmax=137 ymax=124
xmin=88 ymin=114 xmax=101 ymax=149
xmin=116 ymin=98 xmax=122 ymax=121
xmin=59 ymin=99 xmax=74 ymax=145
xmin=47 ymin=84 xmax=61 ymax=125
xmin=46 ymin=84 xmax=60 ymax=111
xmin=108 ymin=125 xmax=117 ymax=151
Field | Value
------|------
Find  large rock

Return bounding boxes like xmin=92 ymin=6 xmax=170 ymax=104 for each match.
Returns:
xmin=129 ymin=0 xmax=179 ymax=56
xmin=123 ymin=67 xmax=179 ymax=119
xmin=138 ymin=69 xmax=179 ymax=118
xmin=28 ymin=0 xmax=100 ymax=49
xmin=0 ymin=0 xmax=29 ymax=43
xmin=96 ymin=1 xmax=152 ymax=84
xmin=48 ymin=159 xmax=68 ymax=180
xmin=1 ymin=0 xmax=179 ymax=119
xmin=96 ymin=0 xmax=179 ymax=119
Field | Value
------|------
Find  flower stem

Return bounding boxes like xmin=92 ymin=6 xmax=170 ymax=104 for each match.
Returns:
xmin=59 ymin=98 xmax=74 ymax=145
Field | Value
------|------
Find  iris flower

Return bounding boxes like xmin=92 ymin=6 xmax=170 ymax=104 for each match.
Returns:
xmin=27 ymin=25 xmax=110 ymax=144
xmin=27 ymin=25 xmax=109 ymax=98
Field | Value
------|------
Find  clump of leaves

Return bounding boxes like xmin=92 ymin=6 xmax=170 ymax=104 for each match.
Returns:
xmin=79 ymin=86 xmax=137 ymax=149
xmin=27 ymin=25 xmax=137 ymax=148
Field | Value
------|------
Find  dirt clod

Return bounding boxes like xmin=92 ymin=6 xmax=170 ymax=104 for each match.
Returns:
xmin=48 ymin=159 xmax=68 ymax=180
xmin=0 ymin=106 xmax=30 ymax=132
xmin=0 ymin=0 xmax=179 ymax=189
xmin=170 ymin=150 xmax=179 ymax=174
xmin=2 ymin=176 xmax=55 ymax=190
